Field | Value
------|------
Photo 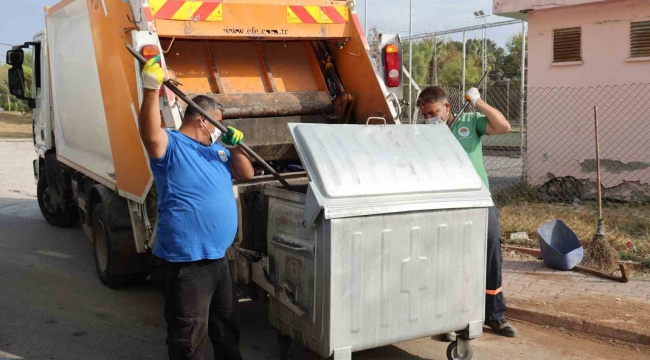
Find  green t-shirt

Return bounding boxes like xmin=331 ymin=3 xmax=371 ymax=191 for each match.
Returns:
xmin=419 ymin=112 xmax=490 ymax=189
xmin=451 ymin=112 xmax=490 ymax=189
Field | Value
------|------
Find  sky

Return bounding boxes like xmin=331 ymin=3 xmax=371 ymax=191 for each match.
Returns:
xmin=0 ymin=0 xmax=523 ymax=63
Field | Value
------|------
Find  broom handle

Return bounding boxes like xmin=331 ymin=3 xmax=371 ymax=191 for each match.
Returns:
xmin=594 ymin=105 xmax=602 ymax=220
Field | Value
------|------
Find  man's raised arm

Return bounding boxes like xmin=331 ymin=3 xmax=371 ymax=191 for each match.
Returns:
xmin=138 ymin=56 xmax=168 ymax=159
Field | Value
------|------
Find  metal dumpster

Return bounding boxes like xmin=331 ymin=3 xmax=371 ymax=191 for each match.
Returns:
xmin=265 ymin=123 xmax=493 ymax=360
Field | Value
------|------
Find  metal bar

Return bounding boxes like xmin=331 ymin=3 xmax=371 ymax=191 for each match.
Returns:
xmin=483 ymin=17 xmax=487 ymax=100
xmin=433 ymin=35 xmax=437 ymax=85
xmin=203 ymin=41 xmax=222 ymax=93
xmin=125 ymin=44 xmax=292 ymax=189
xmin=254 ymin=43 xmax=278 ymax=93
xmin=520 ymin=20 xmax=527 ymax=182
xmin=207 ymin=92 xmax=334 ymax=119
xmin=462 ymin=31 xmax=467 ymax=95
xmin=364 ymin=0 xmax=368 ymax=36
xmin=404 ymin=19 xmax=520 ymax=40
xmin=402 ymin=66 xmax=420 ymax=92
xmin=408 ymin=0 xmax=413 ymax=124
xmin=449 ymin=71 xmax=488 ymax=130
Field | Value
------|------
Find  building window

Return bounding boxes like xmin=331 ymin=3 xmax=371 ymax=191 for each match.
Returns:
xmin=553 ymin=27 xmax=582 ymax=63
xmin=631 ymin=21 xmax=650 ymax=58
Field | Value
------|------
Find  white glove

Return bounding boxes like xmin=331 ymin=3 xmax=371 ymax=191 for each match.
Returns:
xmin=465 ymin=87 xmax=481 ymax=107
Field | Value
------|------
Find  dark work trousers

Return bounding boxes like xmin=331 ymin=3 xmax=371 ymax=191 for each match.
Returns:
xmin=485 ymin=207 xmax=506 ymax=322
xmin=151 ymin=256 xmax=242 ymax=360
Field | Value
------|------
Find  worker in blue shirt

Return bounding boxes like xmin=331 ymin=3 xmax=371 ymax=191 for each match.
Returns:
xmin=139 ymin=56 xmax=254 ymax=360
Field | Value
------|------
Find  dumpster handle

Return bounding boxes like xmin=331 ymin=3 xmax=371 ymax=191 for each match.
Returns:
xmin=271 ymin=236 xmax=309 ymax=253
xmin=366 ymin=117 xmax=387 ymax=126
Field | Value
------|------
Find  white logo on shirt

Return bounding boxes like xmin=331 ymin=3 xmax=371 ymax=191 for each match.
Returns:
xmin=218 ymin=150 xmax=228 ymax=162
xmin=459 ymin=127 xmax=470 ymax=138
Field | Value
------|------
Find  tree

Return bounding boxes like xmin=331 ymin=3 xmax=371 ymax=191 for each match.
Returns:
xmin=438 ymin=51 xmax=481 ymax=87
xmin=502 ymin=33 xmax=527 ymax=77
xmin=0 ymin=51 xmax=33 ymax=113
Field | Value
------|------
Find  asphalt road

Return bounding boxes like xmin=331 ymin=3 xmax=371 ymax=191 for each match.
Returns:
xmin=1 ymin=140 xmax=648 ymax=360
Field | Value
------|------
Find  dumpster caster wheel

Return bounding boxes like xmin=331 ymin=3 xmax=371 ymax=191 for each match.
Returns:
xmin=446 ymin=340 xmax=473 ymax=360
xmin=278 ymin=333 xmax=291 ymax=360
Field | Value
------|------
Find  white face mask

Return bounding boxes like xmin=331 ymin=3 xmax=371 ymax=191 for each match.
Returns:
xmin=202 ymin=121 xmax=221 ymax=145
xmin=424 ymin=116 xmax=444 ymax=125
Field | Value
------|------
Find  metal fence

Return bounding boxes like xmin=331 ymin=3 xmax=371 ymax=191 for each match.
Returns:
xmin=403 ymin=82 xmax=650 ymax=257
xmin=486 ymin=83 xmax=650 ymax=207
xmin=404 ymin=83 xmax=650 ymax=205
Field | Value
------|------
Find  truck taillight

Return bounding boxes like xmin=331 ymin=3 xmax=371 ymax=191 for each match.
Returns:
xmin=140 ymin=45 xmax=160 ymax=62
xmin=384 ymin=44 xmax=400 ymax=88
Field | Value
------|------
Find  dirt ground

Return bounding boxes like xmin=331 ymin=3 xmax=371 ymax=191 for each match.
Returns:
xmin=0 ymin=112 xmax=32 ymax=138
xmin=504 ymin=319 xmax=650 ymax=358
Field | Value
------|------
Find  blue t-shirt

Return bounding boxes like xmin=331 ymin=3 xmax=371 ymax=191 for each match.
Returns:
xmin=150 ymin=130 xmax=237 ymax=262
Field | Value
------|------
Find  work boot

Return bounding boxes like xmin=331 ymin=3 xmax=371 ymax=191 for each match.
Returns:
xmin=438 ymin=332 xmax=456 ymax=342
xmin=485 ymin=320 xmax=519 ymax=338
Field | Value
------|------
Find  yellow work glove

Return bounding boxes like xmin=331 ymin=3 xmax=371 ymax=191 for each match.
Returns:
xmin=142 ymin=55 xmax=165 ymax=90
xmin=221 ymin=126 xmax=244 ymax=147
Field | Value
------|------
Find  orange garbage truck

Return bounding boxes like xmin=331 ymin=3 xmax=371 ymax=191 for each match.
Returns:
xmin=5 ymin=0 xmax=403 ymax=286
xmin=5 ymin=0 xmax=418 ymax=358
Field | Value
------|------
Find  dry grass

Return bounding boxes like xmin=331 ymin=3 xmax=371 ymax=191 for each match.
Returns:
xmin=500 ymin=201 xmax=650 ymax=260
xmin=0 ymin=112 xmax=32 ymax=138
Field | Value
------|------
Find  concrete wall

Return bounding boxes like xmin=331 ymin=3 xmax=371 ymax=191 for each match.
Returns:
xmin=523 ymin=0 xmax=650 ymax=199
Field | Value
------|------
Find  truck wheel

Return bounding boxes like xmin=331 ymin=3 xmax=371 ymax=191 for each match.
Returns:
xmin=92 ymin=203 xmax=126 ymax=288
xmin=37 ymin=174 xmax=79 ymax=227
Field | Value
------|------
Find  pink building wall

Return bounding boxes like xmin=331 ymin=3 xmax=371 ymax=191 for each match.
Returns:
xmin=497 ymin=0 xmax=650 ymax=198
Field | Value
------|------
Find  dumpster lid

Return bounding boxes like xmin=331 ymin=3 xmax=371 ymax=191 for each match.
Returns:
xmin=288 ymin=123 xmax=493 ymax=220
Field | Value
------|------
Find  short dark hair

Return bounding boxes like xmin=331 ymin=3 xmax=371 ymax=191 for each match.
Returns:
xmin=416 ymin=86 xmax=448 ymax=108
xmin=183 ymin=95 xmax=223 ymax=122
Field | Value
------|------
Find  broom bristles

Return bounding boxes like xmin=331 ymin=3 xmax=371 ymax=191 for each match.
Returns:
xmin=582 ymin=233 xmax=619 ymax=271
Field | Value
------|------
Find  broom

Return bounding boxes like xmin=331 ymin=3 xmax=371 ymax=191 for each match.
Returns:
xmin=582 ymin=105 xmax=618 ymax=271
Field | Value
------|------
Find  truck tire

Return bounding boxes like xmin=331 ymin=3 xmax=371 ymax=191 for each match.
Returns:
xmin=37 ymin=173 xmax=79 ymax=227
xmin=92 ymin=203 xmax=127 ymax=288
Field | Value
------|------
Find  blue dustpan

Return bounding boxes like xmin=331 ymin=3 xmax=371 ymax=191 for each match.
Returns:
xmin=537 ymin=219 xmax=584 ymax=271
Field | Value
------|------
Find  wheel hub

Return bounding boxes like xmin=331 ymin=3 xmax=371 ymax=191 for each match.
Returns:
xmin=42 ymin=186 xmax=62 ymax=215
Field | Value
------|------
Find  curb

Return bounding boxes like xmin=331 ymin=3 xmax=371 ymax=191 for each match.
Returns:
xmin=507 ymin=305 xmax=650 ymax=345
xmin=0 ymin=138 xmax=31 ymax=142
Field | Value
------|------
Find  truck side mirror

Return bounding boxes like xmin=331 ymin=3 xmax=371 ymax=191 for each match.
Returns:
xmin=6 ymin=49 xmax=36 ymax=109
xmin=6 ymin=49 xmax=24 ymax=66
xmin=8 ymin=67 xmax=26 ymax=98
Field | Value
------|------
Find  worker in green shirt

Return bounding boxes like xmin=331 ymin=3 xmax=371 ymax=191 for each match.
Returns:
xmin=417 ymin=86 xmax=519 ymax=340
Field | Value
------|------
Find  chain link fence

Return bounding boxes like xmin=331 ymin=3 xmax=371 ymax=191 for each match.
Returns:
xmin=486 ymin=83 xmax=650 ymax=206
xmin=403 ymin=81 xmax=650 ymax=260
